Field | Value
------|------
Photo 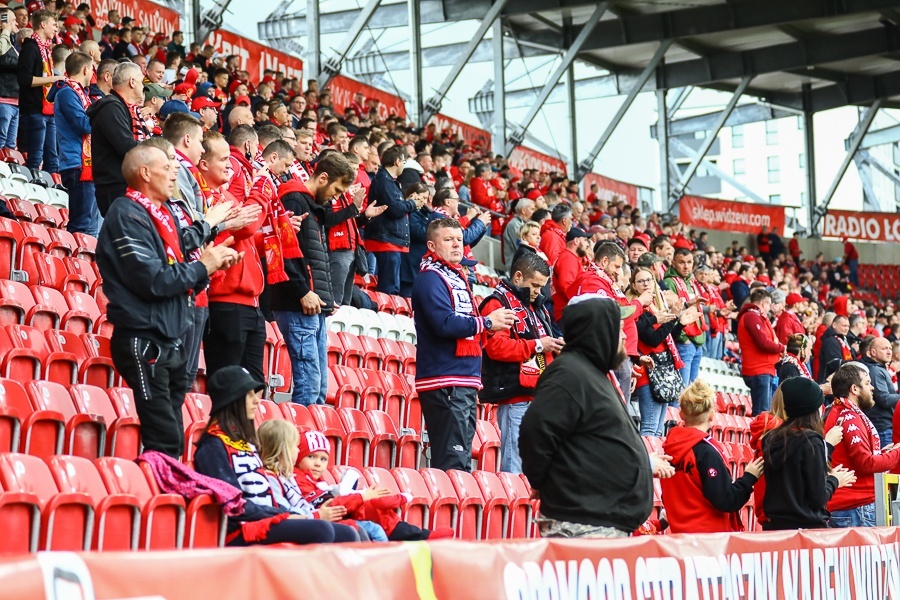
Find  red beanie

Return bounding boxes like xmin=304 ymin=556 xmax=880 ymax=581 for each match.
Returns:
xmin=525 ymin=189 xmax=542 ymax=201
xmin=298 ymin=430 xmax=331 ymax=459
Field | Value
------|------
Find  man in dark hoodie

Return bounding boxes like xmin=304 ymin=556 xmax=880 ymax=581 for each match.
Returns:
xmin=520 ymin=297 xmax=654 ymax=537
xmin=818 ymin=314 xmax=852 ymax=383
xmin=268 ymin=151 xmax=359 ymax=406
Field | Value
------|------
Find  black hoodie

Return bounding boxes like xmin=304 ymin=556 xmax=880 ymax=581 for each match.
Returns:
xmin=817 ymin=326 xmax=847 ymax=383
xmin=519 ymin=298 xmax=653 ymax=532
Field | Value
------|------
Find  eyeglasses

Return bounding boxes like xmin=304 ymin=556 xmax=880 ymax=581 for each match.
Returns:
xmin=634 ymin=278 xmax=654 ymax=285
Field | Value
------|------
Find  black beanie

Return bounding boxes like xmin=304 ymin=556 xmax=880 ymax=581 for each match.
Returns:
xmin=781 ymin=377 xmax=824 ymax=418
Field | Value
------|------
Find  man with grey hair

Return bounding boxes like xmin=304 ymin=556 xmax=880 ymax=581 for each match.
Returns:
xmin=87 ymin=61 xmax=149 ymax=216
xmin=502 ymin=198 xmax=536 ymax=266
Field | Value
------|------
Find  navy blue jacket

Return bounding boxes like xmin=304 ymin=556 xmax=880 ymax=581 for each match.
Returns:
xmin=365 ymin=168 xmax=417 ymax=247
xmin=48 ymin=82 xmax=91 ymax=172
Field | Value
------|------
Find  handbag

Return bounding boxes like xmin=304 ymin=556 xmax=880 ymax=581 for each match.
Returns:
xmin=647 ymin=350 xmax=684 ymax=404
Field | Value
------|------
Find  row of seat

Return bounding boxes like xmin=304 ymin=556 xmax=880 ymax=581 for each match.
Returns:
xmin=327 ymin=305 xmax=417 ymax=344
xmin=0 ymin=279 xmax=109 ymax=335
xmin=0 ymin=216 xmax=96 ymax=279
xmin=327 ymin=331 xmax=416 ymax=375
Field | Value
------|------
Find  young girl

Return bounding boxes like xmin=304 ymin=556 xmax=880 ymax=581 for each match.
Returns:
xmin=662 ymin=379 xmax=764 ymax=533
xmin=285 ymin=426 xmax=454 ymax=541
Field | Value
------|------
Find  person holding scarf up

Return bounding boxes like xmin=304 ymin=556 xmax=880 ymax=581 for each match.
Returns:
xmin=97 ymin=143 xmax=240 ymax=458
xmin=663 ymin=248 xmax=708 ymax=385
xmin=413 ymin=218 xmax=516 ymax=471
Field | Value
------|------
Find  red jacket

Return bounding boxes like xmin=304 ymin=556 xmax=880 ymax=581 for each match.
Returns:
xmin=539 ymin=220 xmax=566 ymax=266
xmin=207 ymin=187 xmax=267 ymax=306
xmin=894 ymin=401 xmax=900 ymax=445
xmin=749 ymin=412 xmax=783 ymax=524
xmin=327 ymin=190 xmax=362 ymax=252
xmin=469 ymin=176 xmax=502 ymax=213
xmin=550 ymin=249 xmax=586 ymax=322
xmin=824 ymin=399 xmax=900 ymax=511
xmin=774 ymin=309 xmax=805 ymax=345
xmin=788 ymin=238 xmax=801 ymax=259
xmin=737 ymin=303 xmax=785 ymax=377
xmin=661 ymin=426 xmax=753 ymax=534
xmin=227 ymin=146 xmax=254 ymax=205
xmin=566 ymin=265 xmax=642 ymax=356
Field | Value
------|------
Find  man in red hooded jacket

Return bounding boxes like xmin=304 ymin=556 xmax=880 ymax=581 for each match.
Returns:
xmin=737 ymin=288 xmax=785 ymax=415
xmin=539 ymin=204 xmax=572 ymax=266
xmin=774 ymin=293 xmax=806 ymax=344
xmin=226 ymin=125 xmax=258 ymax=204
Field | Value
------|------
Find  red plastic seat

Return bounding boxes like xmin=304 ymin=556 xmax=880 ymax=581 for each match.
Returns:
xmin=34 ymin=252 xmax=88 ymax=292
xmin=63 ymin=256 xmax=97 ymax=293
xmin=366 ymin=409 xmax=421 ymax=469
xmin=46 ymin=330 xmax=113 ymax=388
xmin=337 ymin=331 xmax=364 ymax=368
xmin=8 ymin=324 xmax=77 ymax=385
xmin=262 ymin=321 xmax=278 ymax=386
xmin=33 ymin=285 xmax=91 ymax=333
xmin=107 ymin=387 xmax=138 ymax=423
xmin=0 ymin=279 xmax=57 ymax=329
xmin=280 ymin=402 xmax=316 ymax=433
xmin=78 ymin=333 xmax=118 ymax=387
xmin=0 ymin=453 xmax=92 ymax=550
xmin=496 ymin=472 xmax=533 ymax=539
xmin=446 ymin=469 xmax=485 ymax=540
xmin=7 ymin=197 xmax=38 ymax=221
xmin=326 ymin=330 xmax=343 ymax=366
xmin=95 ymin=457 xmax=185 ymax=550
xmin=308 ymin=404 xmax=346 ymax=462
xmin=391 ymin=295 xmax=411 ymax=316
xmin=376 ymin=371 xmax=408 ymax=432
xmin=0 ymin=377 xmax=61 ymax=457
xmin=390 ymin=467 xmax=431 ymax=530
xmin=44 ymin=222 xmax=74 ymax=253
xmin=184 ymin=393 xmax=212 ymax=424
xmin=17 ymin=222 xmax=51 ymax=283
xmin=473 ymin=470 xmax=511 ymax=539
xmin=254 ymin=399 xmax=283 ymax=428
xmin=69 ymin=384 xmax=140 ymax=459
xmin=374 ymin=291 xmax=394 ymax=313
xmin=328 ymin=365 xmax=361 ymax=409
xmin=47 ymin=454 xmax=139 ymax=550
xmin=337 ymin=407 xmax=372 ymax=469
xmin=28 ymin=380 xmax=105 ymax=459
xmin=0 ymin=217 xmax=22 ymax=280
xmin=419 ymin=468 xmax=460 ymax=531
xmin=183 ymin=393 xmax=212 ymax=457
xmin=72 ymin=232 xmax=96 ymax=261
xmin=377 ymin=338 xmax=403 ymax=374
xmin=356 ymin=335 xmax=385 ymax=371
xmin=397 ymin=341 xmax=417 ymax=375
xmin=63 ymin=290 xmax=107 ymax=335
xmin=473 ymin=420 xmax=501 ymax=472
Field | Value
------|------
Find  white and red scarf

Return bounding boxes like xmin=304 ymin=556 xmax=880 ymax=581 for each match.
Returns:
xmin=670 ymin=274 xmax=707 ymax=336
xmin=127 ymin=188 xmax=183 ymax=265
xmin=64 ymin=79 xmax=93 ymax=181
xmin=35 ymin=35 xmax=54 ymax=116
xmin=420 ymin=250 xmax=483 ymax=357
xmin=782 ymin=352 xmax=812 ymax=379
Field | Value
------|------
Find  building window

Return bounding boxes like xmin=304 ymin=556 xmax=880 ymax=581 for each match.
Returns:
xmin=733 ymin=159 xmax=746 ymax=175
xmin=732 ymin=125 xmax=744 ymax=148
xmin=799 ymin=154 xmax=806 ymax=169
xmin=766 ymin=120 xmax=778 ymax=145
xmin=769 ymin=194 xmax=782 ymax=205
xmin=768 ymin=156 xmax=780 ymax=183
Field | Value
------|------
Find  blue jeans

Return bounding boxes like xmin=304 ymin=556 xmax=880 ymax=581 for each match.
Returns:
xmin=273 ymin=311 xmax=328 ymax=406
xmin=848 ymin=259 xmax=859 ymax=287
xmin=676 ymin=342 xmax=703 ymax=386
xmin=24 ymin=113 xmax=58 ymax=173
xmin=497 ymin=401 xmax=529 ymax=474
xmin=373 ymin=251 xmax=402 ymax=295
xmin=704 ymin=333 xmax=723 ymax=361
xmin=357 ymin=520 xmax=388 ymax=541
xmin=0 ymin=103 xmax=18 ymax=148
xmin=743 ymin=374 xmax=774 ymax=416
xmin=635 ymin=384 xmax=666 ymax=437
xmin=830 ymin=502 xmax=876 ymax=528
xmin=61 ymin=168 xmax=100 ymax=236
xmin=879 ymin=429 xmax=892 ymax=449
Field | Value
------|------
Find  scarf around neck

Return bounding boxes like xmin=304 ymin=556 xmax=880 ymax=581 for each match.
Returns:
xmin=420 ymin=250 xmax=483 ymax=357
xmin=127 ymin=188 xmax=184 ymax=266
xmin=64 ymin=79 xmax=92 ymax=180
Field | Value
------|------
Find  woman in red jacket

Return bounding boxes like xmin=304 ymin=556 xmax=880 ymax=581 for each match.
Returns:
xmin=662 ymin=380 xmax=763 ymax=533
xmin=748 ymin=385 xmax=786 ymax=527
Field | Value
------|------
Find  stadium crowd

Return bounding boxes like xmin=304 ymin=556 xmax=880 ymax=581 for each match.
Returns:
xmin=2 ymin=0 xmax=900 ymax=544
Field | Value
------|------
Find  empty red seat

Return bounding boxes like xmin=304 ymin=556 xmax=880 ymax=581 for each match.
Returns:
xmin=419 ymin=468 xmax=459 ymax=532
xmin=473 ymin=470 xmax=511 ymax=539
xmin=63 ymin=290 xmax=107 ymax=335
xmin=337 ymin=407 xmax=372 ymax=469
xmin=337 ymin=331 xmax=364 ymax=369
xmin=254 ymin=399 xmax=283 ymax=428
xmin=390 ymin=467 xmax=431 ymax=530
xmin=63 ymin=256 xmax=97 ymax=293
xmin=34 ymin=252 xmax=88 ymax=292
xmin=72 ymin=233 xmax=96 ymax=261
xmin=391 ymin=295 xmax=411 ymax=316
xmin=326 ymin=330 xmax=343 ymax=366
xmin=280 ymin=402 xmax=316 ymax=434
xmin=32 ymin=285 xmax=89 ymax=333
xmin=17 ymin=222 xmax=51 ymax=282
xmin=397 ymin=341 xmax=417 ymax=375
xmin=0 ymin=279 xmax=57 ymax=329
xmin=308 ymin=404 xmax=345 ymax=461
xmin=0 ymin=217 xmax=22 ymax=280
xmin=7 ymin=197 xmax=38 ymax=221
xmin=7 ymin=324 xmax=77 ymax=385
xmin=355 ymin=368 xmax=385 ymax=413
xmin=28 ymin=380 xmax=105 ymax=459
xmin=78 ymin=333 xmax=118 ymax=387
xmin=377 ymin=338 xmax=403 ymax=374
xmin=328 ymin=365 xmax=361 ymax=409
xmin=69 ymin=384 xmax=140 ymax=459
xmin=47 ymin=454 xmax=139 ymax=550
xmin=44 ymin=224 xmax=76 ymax=254
xmin=376 ymin=371 xmax=408 ymax=432
xmin=446 ymin=469 xmax=485 ymax=540
xmin=46 ymin=330 xmax=114 ymax=389
xmin=0 ymin=377 xmax=61 ymax=457
xmin=473 ymin=420 xmax=501 ymax=472
xmin=95 ymin=457 xmax=185 ymax=550
xmin=356 ymin=335 xmax=384 ymax=371
xmin=366 ymin=409 xmax=421 ymax=469
xmin=496 ymin=472 xmax=534 ymax=539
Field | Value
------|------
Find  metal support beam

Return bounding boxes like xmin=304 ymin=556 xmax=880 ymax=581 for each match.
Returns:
xmin=259 ymin=2 xmax=444 ymax=41
xmin=669 ymin=76 xmax=752 ymax=207
xmin=812 ymin=101 xmax=883 ymax=231
xmin=306 ymin=0 xmax=320 ymax=85
xmin=197 ymin=0 xmax=234 ymax=44
xmin=575 ymin=39 xmax=672 ymax=180
xmin=318 ymin=0 xmax=384 ymax=87
xmin=420 ymin=0 xmax=511 ymax=124
xmin=669 ymin=138 xmax=766 ymax=204
xmin=860 ymin=124 xmax=900 ymax=150
xmin=854 ymin=155 xmax=882 ymax=212
xmin=650 ymin=103 xmax=799 ymax=138
xmin=408 ymin=0 xmax=423 ymax=124
xmin=802 ymin=106 xmax=817 ymax=231
xmin=667 ymin=87 xmax=691 ymax=116
xmin=505 ymin=1 xmax=609 ymax=157
xmin=858 ymin=149 xmax=900 ymax=187
xmin=492 ymin=19 xmax=506 ymax=157
xmin=657 ymin=90 xmax=670 ymax=205
xmin=567 ymin=64 xmax=578 ymax=176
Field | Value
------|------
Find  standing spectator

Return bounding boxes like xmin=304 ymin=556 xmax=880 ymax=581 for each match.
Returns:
xmin=17 ymin=9 xmax=62 ymax=174
xmin=818 ymin=315 xmax=852 ymax=383
xmin=225 ymin=124 xmax=257 ymax=205
xmin=479 ymin=253 xmax=560 ymax=474
xmin=365 ymin=145 xmax=423 ymax=296
xmin=767 ymin=226 xmax=785 ymax=260
xmin=662 ymin=380 xmax=762 ymax=533
xmin=762 ymin=377 xmax=853 ymax=530
xmin=756 ymin=228 xmax=770 ymax=262
xmin=663 ymin=248 xmax=707 ymax=385
xmin=167 ymin=30 xmax=186 ymax=59
xmin=538 ymin=203 xmax=571 ymax=266
xmin=520 ymin=297 xmax=654 ymax=538
xmin=824 ymin=362 xmax=900 ymax=527
xmin=626 ymin=234 xmax=649 ymax=269
xmin=729 ymin=264 xmax=752 ymax=308
xmin=778 ymin=334 xmax=815 ymax=382
xmin=510 ymin=220 xmax=545 ymax=267
xmin=549 ymin=228 xmax=591 ymax=328
xmin=0 ymin=8 xmax=19 ymax=150
xmin=97 ymin=143 xmax=239 ymax=458
xmin=100 ymin=9 xmax=119 ymax=39
xmin=847 ymin=313 xmax=867 ymax=357
xmin=87 ymin=61 xmax=148 ymax=216
xmin=51 ymin=51 xmax=97 ymax=236
xmin=775 ymin=292 xmax=806 ymax=344
xmin=88 ymin=57 xmax=115 ymax=101
xmin=163 ymin=112 xmax=204 ymax=219
xmin=269 ymin=152 xmax=356 ymax=406
xmin=469 ymin=163 xmax=503 ymax=219
xmin=862 ymin=336 xmax=900 ymax=447
xmin=412 ymin=217 xmax=515 ymax=471
xmin=737 ymin=288 xmax=785 ymax=415
xmin=788 ymin=231 xmax=802 ymax=264
xmin=843 ymin=236 xmax=859 ymax=287
xmin=502 ymin=197 xmax=535 ymax=267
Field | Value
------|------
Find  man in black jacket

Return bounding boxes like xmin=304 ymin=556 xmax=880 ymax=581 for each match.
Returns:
xmin=97 ymin=143 xmax=239 ymax=458
xmin=17 ymin=9 xmax=62 ymax=173
xmin=818 ymin=315 xmax=852 ymax=383
xmin=862 ymin=336 xmax=900 ymax=447
xmin=520 ymin=297 xmax=654 ymax=537
xmin=269 ymin=151 xmax=357 ymax=406
xmin=87 ymin=61 xmax=148 ymax=216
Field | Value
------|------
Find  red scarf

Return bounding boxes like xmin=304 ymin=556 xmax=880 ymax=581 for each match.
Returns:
xmin=782 ymin=352 xmax=812 ymax=379
xmin=670 ymin=274 xmax=706 ymax=337
xmin=35 ymin=36 xmax=54 ymax=116
xmin=494 ymin=280 xmax=550 ymax=388
xmin=117 ymin=91 xmax=151 ymax=141
xmin=420 ymin=250 xmax=483 ymax=357
xmin=127 ymin=188 xmax=183 ymax=265
xmin=838 ymin=336 xmax=853 ymax=361
xmin=64 ymin=79 xmax=92 ymax=181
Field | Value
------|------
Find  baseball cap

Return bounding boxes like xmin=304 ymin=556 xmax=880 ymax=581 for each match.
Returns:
xmin=627 ymin=233 xmax=651 ymax=249
xmin=566 ymin=228 xmax=591 ymax=242
xmin=234 ymin=95 xmax=251 ymax=107
xmin=191 ymin=96 xmax=221 ymax=112
xmin=159 ymin=99 xmax=200 ymax=120
xmin=637 ymin=252 xmax=663 ymax=267
xmin=568 ymin=294 xmax=636 ymax=319
xmin=173 ymin=82 xmax=195 ymax=97
xmin=63 ymin=15 xmax=81 ymax=27
xmin=786 ymin=293 xmax=804 ymax=307
xmin=207 ymin=366 xmax=265 ymax=414
xmin=143 ymin=82 xmax=172 ymax=102
xmin=460 ymin=257 xmax=478 ymax=267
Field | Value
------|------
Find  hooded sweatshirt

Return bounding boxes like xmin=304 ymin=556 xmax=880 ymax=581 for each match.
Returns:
xmin=817 ymin=326 xmax=851 ymax=383
xmin=661 ymin=425 xmax=757 ymax=534
xmin=737 ymin=302 xmax=784 ymax=377
xmin=519 ymin=298 xmax=653 ymax=532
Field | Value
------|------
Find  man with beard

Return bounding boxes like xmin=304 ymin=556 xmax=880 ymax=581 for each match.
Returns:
xmin=269 ymin=153 xmax=356 ymax=406
xmin=663 ymin=248 xmax=708 ymax=385
xmin=824 ymin=362 xmax=900 ymax=527
xmin=520 ymin=297 xmax=658 ymax=538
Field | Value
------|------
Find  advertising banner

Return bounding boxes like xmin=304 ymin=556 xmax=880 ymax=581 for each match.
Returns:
xmin=680 ymin=195 xmax=786 ymax=235
xmin=508 ymin=146 xmax=568 ymax=176
xmin=429 ymin=114 xmax=492 ymax=150
xmin=205 ymin=30 xmax=303 ymax=83
xmin=582 ymin=171 xmax=639 ymax=208
xmin=329 ymin=74 xmax=407 ymax=120
xmin=92 ymin=0 xmax=180 ymax=35
xmin=822 ymin=209 xmax=900 ymax=243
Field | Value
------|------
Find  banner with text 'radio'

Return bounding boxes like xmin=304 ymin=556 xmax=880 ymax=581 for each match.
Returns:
xmin=329 ymin=75 xmax=407 ymax=120
xmin=582 ymin=172 xmax=639 ymax=208
xmin=92 ymin=0 xmax=180 ymax=35
xmin=205 ymin=30 xmax=303 ymax=84
xmin=680 ymin=195 xmax=785 ymax=235
xmin=508 ymin=146 xmax=568 ymax=176
xmin=822 ymin=209 xmax=900 ymax=243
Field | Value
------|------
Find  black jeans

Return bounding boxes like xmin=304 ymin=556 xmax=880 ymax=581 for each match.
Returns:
xmin=110 ymin=335 xmax=190 ymax=458
xmin=96 ymin=183 xmax=126 ymax=217
xmin=184 ymin=305 xmax=208 ymax=388
xmin=419 ymin=386 xmax=478 ymax=472
xmin=203 ymin=303 xmax=266 ymax=384
xmin=227 ymin=519 xmax=359 ymax=546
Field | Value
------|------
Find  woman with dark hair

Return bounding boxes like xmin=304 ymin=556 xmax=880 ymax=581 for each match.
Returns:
xmin=194 ymin=366 xmax=360 ymax=546
xmin=762 ymin=377 xmax=855 ymax=530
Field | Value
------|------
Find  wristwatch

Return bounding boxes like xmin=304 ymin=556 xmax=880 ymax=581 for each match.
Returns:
xmin=535 ymin=340 xmax=545 ymax=353
xmin=483 ymin=317 xmax=493 ymax=330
